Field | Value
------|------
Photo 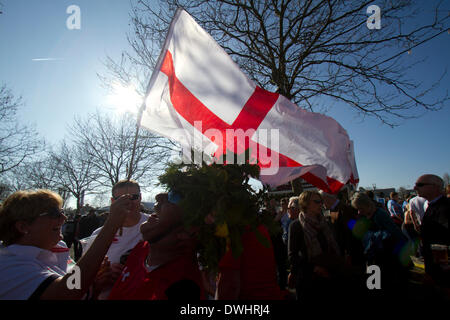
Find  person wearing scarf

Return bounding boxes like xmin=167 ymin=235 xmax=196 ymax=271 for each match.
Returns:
xmin=288 ymin=190 xmax=362 ymax=302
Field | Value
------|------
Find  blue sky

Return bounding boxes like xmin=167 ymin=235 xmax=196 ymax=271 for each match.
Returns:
xmin=0 ymin=0 xmax=130 ymax=140
xmin=0 ymin=0 xmax=449 ymax=196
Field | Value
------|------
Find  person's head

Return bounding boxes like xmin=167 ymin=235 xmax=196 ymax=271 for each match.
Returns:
xmin=269 ymin=198 xmax=278 ymax=208
xmin=287 ymin=196 xmax=300 ymax=219
xmin=365 ymin=190 xmax=375 ymax=200
xmin=414 ymin=174 xmax=444 ymax=201
xmin=298 ymin=190 xmax=323 ymax=217
xmin=112 ymin=179 xmax=141 ymax=199
xmin=0 ymin=190 xmax=66 ymax=249
xmin=318 ymin=190 xmax=337 ymax=210
xmin=111 ymin=179 xmax=142 ymax=225
xmin=351 ymin=192 xmax=376 ymax=218
xmin=389 ymin=192 xmax=398 ymax=201
xmin=280 ymin=197 xmax=289 ymax=211
xmin=154 ymin=193 xmax=169 ymax=215
xmin=140 ymin=192 xmax=186 ymax=245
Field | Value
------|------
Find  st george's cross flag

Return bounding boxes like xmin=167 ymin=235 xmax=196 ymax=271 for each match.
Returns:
xmin=141 ymin=9 xmax=359 ymax=194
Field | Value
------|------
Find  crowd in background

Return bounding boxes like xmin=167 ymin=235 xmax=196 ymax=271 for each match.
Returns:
xmin=0 ymin=174 xmax=449 ymax=301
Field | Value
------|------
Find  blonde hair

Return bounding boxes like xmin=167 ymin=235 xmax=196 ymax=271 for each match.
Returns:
xmin=0 ymin=189 xmax=63 ymax=246
xmin=298 ymin=190 xmax=322 ymax=212
xmin=288 ymin=196 xmax=299 ymax=208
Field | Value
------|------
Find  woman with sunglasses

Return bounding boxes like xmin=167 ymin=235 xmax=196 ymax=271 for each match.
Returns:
xmin=288 ymin=190 xmax=356 ymax=302
xmin=0 ymin=189 xmax=132 ymax=299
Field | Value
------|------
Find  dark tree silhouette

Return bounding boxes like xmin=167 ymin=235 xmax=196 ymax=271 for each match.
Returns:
xmin=102 ymin=0 xmax=449 ymax=127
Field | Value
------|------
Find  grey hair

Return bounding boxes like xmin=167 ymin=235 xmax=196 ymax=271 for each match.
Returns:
xmin=351 ymin=192 xmax=375 ymax=210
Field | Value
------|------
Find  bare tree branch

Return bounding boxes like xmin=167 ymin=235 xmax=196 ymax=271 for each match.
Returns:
xmin=104 ymin=0 xmax=449 ymax=127
xmin=0 ymin=84 xmax=44 ymax=175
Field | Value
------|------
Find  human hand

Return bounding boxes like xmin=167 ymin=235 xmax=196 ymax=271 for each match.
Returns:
xmin=107 ymin=194 xmax=134 ymax=229
xmin=110 ymin=263 xmax=125 ymax=280
xmin=287 ymin=272 xmax=296 ymax=289
xmin=94 ymin=257 xmax=115 ymax=290
xmin=330 ymin=211 xmax=339 ymax=223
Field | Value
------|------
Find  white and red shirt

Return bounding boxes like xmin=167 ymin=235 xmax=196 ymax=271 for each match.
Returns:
xmin=0 ymin=241 xmax=71 ymax=300
xmin=81 ymin=213 xmax=149 ymax=300
xmin=82 ymin=213 xmax=149 ymax=264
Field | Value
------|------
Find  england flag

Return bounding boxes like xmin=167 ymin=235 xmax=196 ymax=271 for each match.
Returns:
xmin=141 ymin=9 xmax=358 ymax=194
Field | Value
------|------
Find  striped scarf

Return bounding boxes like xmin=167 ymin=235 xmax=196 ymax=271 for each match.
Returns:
xmin=298 ymin=211 xmax=340 ymax=261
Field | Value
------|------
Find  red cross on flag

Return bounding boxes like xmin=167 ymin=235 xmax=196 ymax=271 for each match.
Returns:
xmin=141 ymin=9 xmax=359 ymax=194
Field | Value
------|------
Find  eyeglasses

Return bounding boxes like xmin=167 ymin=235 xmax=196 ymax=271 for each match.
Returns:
xmin=168 ymin=191 xmax=182 ymax=204
xmin=311 ymin=199 xmax=323 ymax=204
xmin=39 ymin=208 xmax=65 ymax=219
xmin=415 ymin=182 xmax=434 ymax=188
xmin=113 ymin=193 xmax=140 ymax=201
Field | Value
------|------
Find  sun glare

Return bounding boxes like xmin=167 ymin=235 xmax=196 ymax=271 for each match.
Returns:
xmin=106 ymin=82 xmax=143 ymax=115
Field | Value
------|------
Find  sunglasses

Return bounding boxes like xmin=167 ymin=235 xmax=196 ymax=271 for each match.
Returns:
xmin=311 ymin=199 xmax=323 ymax=204
xmin=113 ymin=193 xmax=140 ymax=201
xmin=167 ymin=191 xmax=182 ymax=204
xmin=39 ymin=208 xmax=65 ymax=219
xmin=415 ymin=183 xmax=433 ymax=188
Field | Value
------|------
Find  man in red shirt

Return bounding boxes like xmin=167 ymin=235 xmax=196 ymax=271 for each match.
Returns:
xmin=108 ymin=193 xmax=204 ymax=300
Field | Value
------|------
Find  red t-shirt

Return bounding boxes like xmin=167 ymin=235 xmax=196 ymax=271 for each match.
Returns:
xmin=218 ymin=224 xmax=283 ymax=300
xmin=108 ymin=241 xmax=205 ymax=300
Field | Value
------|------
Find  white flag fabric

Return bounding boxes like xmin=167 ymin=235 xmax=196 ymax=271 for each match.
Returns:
xmin=142 ymin=9 xmax=359 ymax=194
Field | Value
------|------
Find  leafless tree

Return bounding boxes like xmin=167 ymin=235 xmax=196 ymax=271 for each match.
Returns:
xmin=104 ymin=0 xmax=449 ymax=127
xmin=443 ymin=173 xmax=450 ymax=186
xmin=0 ymin=84 xmax=44 ymax=175
xmin=50 ymin=141 xmax=99 ymax=213
xmin=68 ymin=110 xmax=173 ymax=191
xmin=4 ymin=154 xmax=59 ymax=191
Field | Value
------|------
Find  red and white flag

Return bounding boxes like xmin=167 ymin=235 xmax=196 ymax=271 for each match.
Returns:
xmin=141 ymin=9 xmax=359 ymax=194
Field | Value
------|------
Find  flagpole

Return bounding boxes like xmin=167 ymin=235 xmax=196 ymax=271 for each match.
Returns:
xmin=126 ymin=9 xmax=183 ymax=181
xmin=127 ymin=101 xmax=146 ymax=181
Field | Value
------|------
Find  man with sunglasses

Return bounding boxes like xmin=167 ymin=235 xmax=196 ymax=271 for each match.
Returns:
xmin=414 ymin=174 xmax=450 ymax=286
xmin=82 ymin=179 xmax=149 ymax=299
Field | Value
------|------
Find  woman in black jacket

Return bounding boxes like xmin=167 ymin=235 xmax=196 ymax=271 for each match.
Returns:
xmin=287 ymin=190 xmax=362 ymax=302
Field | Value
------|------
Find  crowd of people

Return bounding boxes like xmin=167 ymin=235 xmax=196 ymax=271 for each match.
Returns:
xmin=0 ymin=172 xmax=448 ymax=301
